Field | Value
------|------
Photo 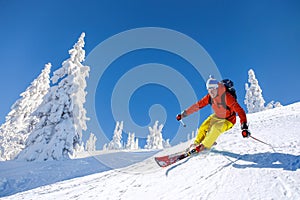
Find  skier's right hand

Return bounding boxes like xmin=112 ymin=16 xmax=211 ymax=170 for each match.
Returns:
xmin=176 ymin=114 xmax=182 ymax=121
xmin=176 ymin=111 xmax=187 ymax=121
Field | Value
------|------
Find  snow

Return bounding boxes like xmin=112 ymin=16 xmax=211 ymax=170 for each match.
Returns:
xmin=1 ymin=102 xmax=300 ymax=199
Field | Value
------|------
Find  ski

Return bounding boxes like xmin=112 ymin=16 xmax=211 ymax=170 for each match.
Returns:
xmin=154 ymin=142 xmax=217 ymax=167
xmin=154 ymin=147 xmax=199 ymax=168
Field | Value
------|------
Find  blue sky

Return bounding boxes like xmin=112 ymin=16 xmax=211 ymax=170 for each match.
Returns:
xmin=0 ymin=1 xmax=299 ymax=147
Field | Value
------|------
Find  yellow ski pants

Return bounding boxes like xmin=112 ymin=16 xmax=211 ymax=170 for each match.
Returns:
xmin=194 ymin=114 xmax=234 ymax=148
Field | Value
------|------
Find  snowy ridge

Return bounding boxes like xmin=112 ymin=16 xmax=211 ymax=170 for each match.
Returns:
xmin=1 ymin=102 xmax=300 ymax=199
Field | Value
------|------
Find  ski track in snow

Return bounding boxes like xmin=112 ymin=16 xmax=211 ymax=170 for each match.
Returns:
xmin=1 ymin=103 xmax=300 ymax=199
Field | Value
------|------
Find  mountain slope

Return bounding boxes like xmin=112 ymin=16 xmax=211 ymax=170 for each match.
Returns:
xmin=1 ymin=102 xmax=300 ymax=199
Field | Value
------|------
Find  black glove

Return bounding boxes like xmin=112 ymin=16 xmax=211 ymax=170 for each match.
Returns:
xmin=176 ymin=111 xmax=187 ymax=121
xmin=241 ymin=122 xmax=251 ymax=138
xmin=242 ymin=129 xmax=251 ymax=138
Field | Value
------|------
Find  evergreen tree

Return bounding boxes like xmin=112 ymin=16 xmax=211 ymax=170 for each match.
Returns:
xmin=17 ymin=33 xmax=90 ymax=161
xmin=125 ymin=132 xmax=138 ymax=150
xmin=265 ymin=100 xmax=282 ymax=110
xmin=144 ymin=121 xmax=164 ymax=149
xmin=135 ymin=138 xmax=139 ymax=150
xmin=102 ymin=143 xmax=108 ymax=151
xmin=244 ymin=69 xmax=265 ymax=113
xmin=187 ymin=131 xmax=196 ymax=142
xmin=85 ymin=133 xmax=97 ymax=151
xmin=106 ymin=121 xmax=123 ymax=150
xmin=0 ymin=63 xmax=51 ymax=160
xmin=163 ymin=139 xmax=171 ymax=148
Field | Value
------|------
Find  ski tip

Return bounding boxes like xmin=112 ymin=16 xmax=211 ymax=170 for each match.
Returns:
xmin=154 ymin=157 xmax=167 ymax=167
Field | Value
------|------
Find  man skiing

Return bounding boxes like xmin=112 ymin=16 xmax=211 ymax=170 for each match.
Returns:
xmin=176 ymin=76 xmax=250 ymax=153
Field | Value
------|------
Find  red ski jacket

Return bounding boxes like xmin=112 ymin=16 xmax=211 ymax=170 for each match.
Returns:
xmin=185 ymin=84 xmax=247 ymax=125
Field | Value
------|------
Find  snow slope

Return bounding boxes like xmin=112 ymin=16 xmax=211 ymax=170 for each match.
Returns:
xmin=1 ymin=102 xmax=300 ymax=199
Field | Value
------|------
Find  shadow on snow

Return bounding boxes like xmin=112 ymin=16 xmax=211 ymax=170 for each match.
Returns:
xmin=212 ymin=150 xmax=300 ymax=171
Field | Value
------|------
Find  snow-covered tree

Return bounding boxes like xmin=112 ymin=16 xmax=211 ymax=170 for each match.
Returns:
xmin=144 ymin=121 xmax=164 ymax=149
xmin=163 ymin=139 xmax=171 ymax=148
xmin=244 ymin=69 xmax=266 ymax=113
xmin=187 ymin=131 xmax=196 ymax=142
xmin=125 ymin=132 xmax=139 ymax=150
xmin=85 ymin=133 xmax=97 ymax=151
xmin=135 ymin=138 xmax=139 ymax=150
xmin=125 ymin=132 xmax=133 ymax=150
xmin=265 ymin=101 xmax=282 ymax=110
xmin=102 ymin=143 xmax=108 ymax=151
xmin=0 ymin=63 xmax=51 ymax=160
xmin=106 ymin=121 xmax=124 ymax=150
xmin=17 ymin=33 xmax=90 ymax=161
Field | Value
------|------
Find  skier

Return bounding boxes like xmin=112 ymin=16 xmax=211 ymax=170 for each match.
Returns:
xmin=176 ymin=76 xmax=250 ymax=153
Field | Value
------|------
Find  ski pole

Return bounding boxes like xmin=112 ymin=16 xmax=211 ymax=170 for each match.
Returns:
xmin=180 ymin=120 xmax=186 ymax=127
xmin=249 ymin=135 xmax=276 ymax=152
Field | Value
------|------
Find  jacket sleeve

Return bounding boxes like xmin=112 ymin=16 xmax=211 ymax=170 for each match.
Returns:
xmin=185 ymin=94 xmax=210 ymax=116
xmin=226 ymin=93 xmax=247 ymax=124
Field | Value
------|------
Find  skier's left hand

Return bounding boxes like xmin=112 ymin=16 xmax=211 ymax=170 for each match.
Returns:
xmin=241 ymin=123 xmax=250 ymax=138
xmin=242 ymin=129 xmax=251 ymax=138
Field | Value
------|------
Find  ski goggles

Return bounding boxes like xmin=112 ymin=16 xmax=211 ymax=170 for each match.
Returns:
xmin=207 ymin=86 xmax=218 ymax=91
